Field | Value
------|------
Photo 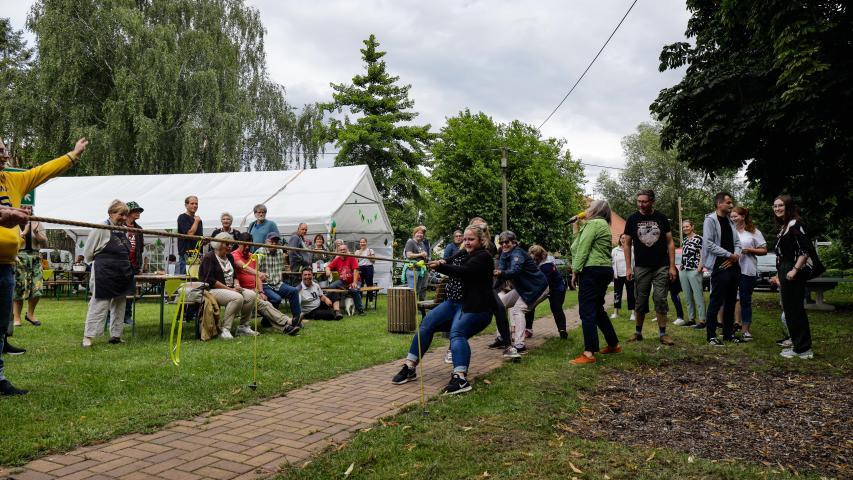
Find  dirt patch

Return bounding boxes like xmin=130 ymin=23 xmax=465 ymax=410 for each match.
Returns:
xmin=563 ymin=363 xmax=852 ymax=478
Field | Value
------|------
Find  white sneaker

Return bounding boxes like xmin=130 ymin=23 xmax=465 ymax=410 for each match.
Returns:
xmin=780 ymin=348 xmax=813 ymax=359
xmin=220 ymin=329 xmax=234 ymax=340
xmin=629 ymin=312 xmax=636 ymax=321
xmin=610 ymin=312 xmax=618 ymax=319
xmin=673 ymin=318 xmax=686 ymax=326
xmin=81 ymin=337 xmax=92 ymax=348
xmin=444 ymin=349 xmax=453 ymax=364
xmin=236 ymin=325 xmax=259 ymax=337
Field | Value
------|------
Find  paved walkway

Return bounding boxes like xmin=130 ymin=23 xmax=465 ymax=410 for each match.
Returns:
xmin=3 ymin=305 xmax=582 ymax=480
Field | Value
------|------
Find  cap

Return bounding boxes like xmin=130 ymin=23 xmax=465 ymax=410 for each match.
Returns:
xmin=265 ymin=232 xmax=281 ymax=241
xmin=126 ymin=201 xmax=144 ymax=213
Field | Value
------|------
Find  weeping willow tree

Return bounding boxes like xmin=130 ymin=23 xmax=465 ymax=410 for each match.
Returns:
xmin=12 ymin=0 xmax=321 ymax=174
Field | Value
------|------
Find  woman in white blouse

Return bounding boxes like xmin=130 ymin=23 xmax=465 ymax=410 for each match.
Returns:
xmin=731 ymin=207 xmax=767 ymax=341
xmin=610 ymin=234 xmax=635 ymax=320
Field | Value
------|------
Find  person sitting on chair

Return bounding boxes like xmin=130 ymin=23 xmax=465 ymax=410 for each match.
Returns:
xmin=325 ymin=243 xmax=365 ymax=316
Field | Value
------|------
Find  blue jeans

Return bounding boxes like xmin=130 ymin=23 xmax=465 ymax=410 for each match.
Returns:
xmin=406 ymin=300 xmax=490 ymax=373
xmin=578 ymin=266 xmax=619 ymax=352
xmin=739 ymin=274 xmax=758 ymax=325
xmin=177 ymin=254 xmax=188 ymax=275
xmin=328 ymin=280 xmax=363 ymax=312
xmin=0 ymin=265 xmax=15 ymax=381
xmin=263 ymin=283 xmax=301 ymax=318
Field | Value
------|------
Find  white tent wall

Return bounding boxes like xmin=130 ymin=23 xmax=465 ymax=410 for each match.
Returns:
xmin=35 ymin=166 xmax=394 ymax=289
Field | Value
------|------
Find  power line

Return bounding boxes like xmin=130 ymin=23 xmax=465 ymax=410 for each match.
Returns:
xmin=537 ymin=0 xmax=639 ymax=130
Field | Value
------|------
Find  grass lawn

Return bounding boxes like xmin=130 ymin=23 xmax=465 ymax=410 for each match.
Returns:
xmin=0 ymin=288 xmax=577 ymax=467
xmin=278 ymin=288 xmax=852 ymax=480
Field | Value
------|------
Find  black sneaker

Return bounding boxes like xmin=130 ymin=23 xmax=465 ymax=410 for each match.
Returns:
xmin=334 ymin=311 xmax=344 ymax=320
xmin=726 ymin=336 xmax=743 ymax=344
xmin=108 ymin=337 xmax=125 ymax=344
xmin=708 ymin=337 xmax=724 ymax=347
xmin=3 ymin=341 xmax=26 ymax=356
xmin=441 ymin=373 xmax=472 ymax=395
xmin=0 ymin=379 xmax=28 ymax=396
xmin=692 ymin=322 xmax=707 ymax=330
xmin=559 ymin=330 xmax=568 ymax=340
xmin=682 ymin=320 xmax=697 ymax=327
xmin=487 ymin=338 xmax=505 ymax=349
xmin=356 ymin=310 xmax=366 ymax=316
xmin=284 ymin=324 xmax=301 ymax=336
xmin=391 ymin=364 xmax=416 ymax=385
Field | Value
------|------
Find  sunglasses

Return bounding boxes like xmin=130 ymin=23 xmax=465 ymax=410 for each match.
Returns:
xmin=500 ymin=240 xmax=513 ymax=245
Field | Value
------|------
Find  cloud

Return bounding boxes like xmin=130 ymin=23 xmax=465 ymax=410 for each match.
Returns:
xmin=7 ymin=0 xmax=691 ymax=189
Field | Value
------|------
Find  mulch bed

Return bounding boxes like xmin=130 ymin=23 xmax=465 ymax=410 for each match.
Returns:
xmin=563 ymin=362 xmax=852 ymax=478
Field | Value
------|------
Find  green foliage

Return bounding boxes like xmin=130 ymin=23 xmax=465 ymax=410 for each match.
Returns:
xmin=650 ymin=0 xmax=853 ymax=260
xmin=3 ymin=0 xmax=323 ymax=174
xmin=322 ymin=34 xmax=435 ymax=244
xmin=0 ymin=18 xmax=35 ymax=162
xmin=595 ymin=122 xmax=743 ymax=235
xmin=427 ymin=110 xmax=584 ymax=254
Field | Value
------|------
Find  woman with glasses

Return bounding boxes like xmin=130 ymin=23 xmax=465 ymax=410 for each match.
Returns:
xmin=443 ymin=230 xmax=464 ymax=259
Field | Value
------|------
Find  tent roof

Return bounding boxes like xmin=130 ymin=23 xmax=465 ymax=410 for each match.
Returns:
xmin=35 ymin=165 xmax=392 ymax=236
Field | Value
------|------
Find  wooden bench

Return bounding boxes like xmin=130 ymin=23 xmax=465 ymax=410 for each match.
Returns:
xmin=417 ymin=278 xmax=447 ymax=318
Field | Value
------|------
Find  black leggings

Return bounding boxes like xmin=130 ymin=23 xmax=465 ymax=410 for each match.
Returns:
xmin=613 ymin=276 xmax=635 ymax=310
xmin=524 ymin=289 xmax=567 ymax=332
xmin=492 ymin=289 xmax=512 ymax=347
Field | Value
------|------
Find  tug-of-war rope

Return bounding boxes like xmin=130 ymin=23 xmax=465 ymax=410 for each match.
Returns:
xmin=25 ymin=214 xmax=430 ymax=407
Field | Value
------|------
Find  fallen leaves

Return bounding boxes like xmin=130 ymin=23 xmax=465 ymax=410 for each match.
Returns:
xmin=344 ymin=462 xmax=354 ymax=477
xmin=569 ymin=462 xmax=583 ymax=474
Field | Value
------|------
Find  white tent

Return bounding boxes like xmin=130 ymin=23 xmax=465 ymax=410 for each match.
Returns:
xmin=35 ymin=165 xmax=395 ymax=288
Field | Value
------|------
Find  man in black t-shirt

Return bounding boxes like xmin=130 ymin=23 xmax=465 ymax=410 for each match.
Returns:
xmin=177 ymin=195 xmax=203 ymax=275
xmin=623 ymin=189 xmax=676 ymax=345
xmin=701 ymin=192 xmax=742 ymax=346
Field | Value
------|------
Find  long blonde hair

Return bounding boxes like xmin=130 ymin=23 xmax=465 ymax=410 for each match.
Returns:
xmin=464 ymin=224 xmax=489 ymax=248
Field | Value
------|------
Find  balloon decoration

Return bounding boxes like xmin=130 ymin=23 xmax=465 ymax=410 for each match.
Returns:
xmin=330 ymin=220 xmax=337 ymax=243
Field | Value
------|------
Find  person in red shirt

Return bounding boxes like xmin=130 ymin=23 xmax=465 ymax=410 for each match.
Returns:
xmin=325 ymin=243 xmax=365 ymax=315
xmin=232 ymin=232 xmax=268 ymax=292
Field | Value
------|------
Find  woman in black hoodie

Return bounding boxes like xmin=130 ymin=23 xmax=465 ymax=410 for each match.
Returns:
xmin=391 ymin=224 xmax=494 ymax=395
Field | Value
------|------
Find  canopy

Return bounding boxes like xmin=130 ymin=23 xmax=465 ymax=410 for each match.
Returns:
xmin=35 ymin=165 xmax=395 ymax=288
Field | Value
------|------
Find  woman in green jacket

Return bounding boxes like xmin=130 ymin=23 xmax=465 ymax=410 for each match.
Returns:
xmin=569 ymin=200 xmax=621 ymax=364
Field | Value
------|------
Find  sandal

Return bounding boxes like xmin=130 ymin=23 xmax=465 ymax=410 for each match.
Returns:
xmin=25 ymin=314 xmax=42 ymax=326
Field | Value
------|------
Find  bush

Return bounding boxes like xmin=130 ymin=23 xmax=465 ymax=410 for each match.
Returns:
xmin=843 ymin=269 xmax=853 ymax=278
xmin=819 ymin=242 xmax=852 ymax=270
xmin=825 ymin=268 xmax=843 ymax=278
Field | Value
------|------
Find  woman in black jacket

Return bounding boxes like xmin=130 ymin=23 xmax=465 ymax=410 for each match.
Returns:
xmin=391 ymin=224 xmax=494 ymax=395
xmin=772 ymin=195 xmax=814 ymax=359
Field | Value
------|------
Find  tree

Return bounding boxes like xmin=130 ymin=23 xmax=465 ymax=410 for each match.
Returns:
xmin=427 ymin=110 xmax=585 ymax=254
xmin=595 ymin=122 xmax=743 ymax=236
xmin=0 ymin=17 xmax=36 ymax=164
xmin=12 ymin=0 xmax=321 ymax=174
xmin=322 ymin=34 xmax=435 ymax=242
xmin=650 ymin=0 xmax=853 ymax=259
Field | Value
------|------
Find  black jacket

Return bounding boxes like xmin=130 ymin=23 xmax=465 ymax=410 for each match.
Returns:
xmin=199 ymin=251 xmax=236 ymax=288
xmin=436 ymin=248 xmax=493 ymax=313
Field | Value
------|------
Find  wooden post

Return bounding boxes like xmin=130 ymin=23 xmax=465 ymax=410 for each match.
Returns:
xmin=677 ymin=196 xmax=683 ymax=246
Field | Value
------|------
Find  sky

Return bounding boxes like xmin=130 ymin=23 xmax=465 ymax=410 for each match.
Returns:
xmin=2 ymin=0 xmax=691 ymax=193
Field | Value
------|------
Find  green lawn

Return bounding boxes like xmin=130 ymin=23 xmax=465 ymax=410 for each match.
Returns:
xmin=0 ymin=288 xmax=577 ymax=467
xmin=278 ymin=289 xmax=853 ymax=480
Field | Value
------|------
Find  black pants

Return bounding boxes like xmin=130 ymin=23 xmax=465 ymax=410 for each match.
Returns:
xmin=358 ymin=265 xmax=375 ymax=300
xmin=304 ymin=303 xmax=337 ymax=320
xmin=705 ymin=265 xmax=740 ymax=340
xmin=524 ymin=289 xmax=567 ymax=332
xmin=780 ymin=262 xmax=811 ymax=353
xmin=613 ymin=276 xmax=635 ymax=310
xmin=578 ymin=266 xmax=619 ymax=352
xmin=492 ymin=289 xmax=512 ymax=347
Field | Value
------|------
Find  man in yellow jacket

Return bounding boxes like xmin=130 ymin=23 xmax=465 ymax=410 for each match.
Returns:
xmin=0 ymin=137 xmax=88 ymax=396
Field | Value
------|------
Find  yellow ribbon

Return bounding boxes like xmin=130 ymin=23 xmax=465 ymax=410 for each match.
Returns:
xmin=169 ymin=240 xmax=203 ymax=366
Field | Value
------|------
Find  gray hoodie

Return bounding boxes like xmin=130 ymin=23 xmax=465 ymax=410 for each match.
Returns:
xmin=701 ymin=212 xmax=742 ymax=270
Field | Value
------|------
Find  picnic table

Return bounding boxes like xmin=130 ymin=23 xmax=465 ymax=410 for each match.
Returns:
xmin=806 ymin=277 xmax=853 ymax=311
xmin=323 ymin=286 xmax=383 ymax=311
xmin=133 ymin=274 xmax=191 ymax=336
xmin=43 ymin=269 xmax=88 ymax=298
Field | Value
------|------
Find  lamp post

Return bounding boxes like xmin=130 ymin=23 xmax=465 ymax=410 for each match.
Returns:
xmin=501 ymin=147 xmax=508 ymax=232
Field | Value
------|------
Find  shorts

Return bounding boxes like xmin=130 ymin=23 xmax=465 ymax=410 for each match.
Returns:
xmin=14 ymin=252 xmax=44 ymax=301
xmin=634 ymin=265 xmax=668 ymax=315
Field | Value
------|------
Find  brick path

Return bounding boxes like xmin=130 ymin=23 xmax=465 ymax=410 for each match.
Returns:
xmin=2 ymin=305 xmax=582 ymax=480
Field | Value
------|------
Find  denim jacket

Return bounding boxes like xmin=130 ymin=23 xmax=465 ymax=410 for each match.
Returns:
xmin=498 ymin=246 xmax=548 ymax=305
xmin=701 ymin=212 xmax=742 ymax=270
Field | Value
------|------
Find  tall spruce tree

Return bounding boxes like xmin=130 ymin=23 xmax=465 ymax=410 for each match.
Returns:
xmin=322 ymin=34 xmax=435 ymax=242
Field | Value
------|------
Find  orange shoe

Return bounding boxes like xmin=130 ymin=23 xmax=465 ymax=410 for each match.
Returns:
xmin=600 ymin=344 xmax=622 ymax=354
xmin=569 ymin=353 xmax=596 ymax=365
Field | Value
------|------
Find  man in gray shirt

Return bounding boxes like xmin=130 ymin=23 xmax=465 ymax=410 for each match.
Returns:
xmin=288 ymin=223 xmax=312 ymax=274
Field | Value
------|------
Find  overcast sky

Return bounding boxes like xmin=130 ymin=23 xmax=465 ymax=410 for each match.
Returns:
xmin=3 ymin=0 xmax=690 ymax=192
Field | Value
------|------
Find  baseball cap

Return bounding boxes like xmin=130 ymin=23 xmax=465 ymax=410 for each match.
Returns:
xmin=265 ymin=232 xmax=281 ymax=241
xmin=126 ymin=201 xmax=144 ymax=213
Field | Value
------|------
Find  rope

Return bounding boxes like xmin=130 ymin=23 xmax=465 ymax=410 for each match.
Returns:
xmin=168 ymin=240 xmax=202 ymax=366
xmin=248 ymin=252 xmax=264 ymax=390
xmin=26 ymin=214 xmax=412 ymax=265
